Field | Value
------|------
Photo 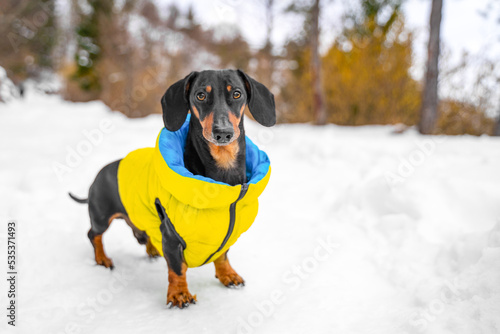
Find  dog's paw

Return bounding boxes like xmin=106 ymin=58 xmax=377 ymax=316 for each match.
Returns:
xmin=95 ymin=254 xmax=114 ymax=269
xmin=216 ymin=272 xmax=245 ymax=288
xmin=167 ymin=290 xmax=197 ymax=309
xmin=146 ymin=240 xmax=161 ymax=258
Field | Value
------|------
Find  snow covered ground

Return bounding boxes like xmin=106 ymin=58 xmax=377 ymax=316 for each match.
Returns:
xmin=1 ymin=90 xmax=500 ymax=334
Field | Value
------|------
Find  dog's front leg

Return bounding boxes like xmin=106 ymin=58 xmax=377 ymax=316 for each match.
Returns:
xmin=156 ymin=199 xmax=196 ymax=308
xmin=166 ymin=260 xmax=196 ymax=308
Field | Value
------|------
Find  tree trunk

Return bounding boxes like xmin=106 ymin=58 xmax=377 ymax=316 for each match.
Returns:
xmin=311 ymin=0 xmax=326 ymax=125
xmin=263 ymin=0 xmax=274 ymax=89
xmin=419 ymin=0 xmax=443 ymax=134
xmin=494 ymin=116 xmax=500 ymax=136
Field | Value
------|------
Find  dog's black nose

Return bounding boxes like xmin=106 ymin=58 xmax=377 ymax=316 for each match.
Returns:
xmin=212 ymin=127 xmax=234 ymax=144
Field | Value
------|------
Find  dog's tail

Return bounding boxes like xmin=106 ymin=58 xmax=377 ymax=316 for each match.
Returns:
xmin=68 ymin=192 xmax=89 ymax=204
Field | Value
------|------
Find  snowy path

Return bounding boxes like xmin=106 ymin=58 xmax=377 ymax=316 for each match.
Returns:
xmin=1 ymin=93 xmax=499 ymax=334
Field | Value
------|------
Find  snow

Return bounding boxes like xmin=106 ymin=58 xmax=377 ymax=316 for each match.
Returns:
xmin=0 ymin=66 xmax=19 ymax=103
xmin=1 ymin=90 xmax=500 ymax=334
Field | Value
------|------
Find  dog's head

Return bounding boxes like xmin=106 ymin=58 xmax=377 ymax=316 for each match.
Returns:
xmin=161 ymin=69 xmax=275 ymax=146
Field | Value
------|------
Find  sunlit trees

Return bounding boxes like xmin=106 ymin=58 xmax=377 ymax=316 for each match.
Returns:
xmin=322 ymin=0 xmax=420 ymax=125
xmin=280 ymin=0 xmax=420 ymax=125
xmin=0 ymin=0 xmax=495 ymax=135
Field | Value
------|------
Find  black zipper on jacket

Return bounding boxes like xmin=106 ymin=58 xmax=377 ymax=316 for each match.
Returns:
xmin=201 ymin=183 xmax=249 ymax=265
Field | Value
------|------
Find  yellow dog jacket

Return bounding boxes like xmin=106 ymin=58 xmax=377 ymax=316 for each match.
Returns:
xmin=117 ymin=115 xmax=271 ymax=268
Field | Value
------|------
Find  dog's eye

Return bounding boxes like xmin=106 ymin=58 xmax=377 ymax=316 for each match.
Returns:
xmin=196 ymin=92 xmax=206 ymax=101
xmin=233 ymin=91 xmax=241 ymax=99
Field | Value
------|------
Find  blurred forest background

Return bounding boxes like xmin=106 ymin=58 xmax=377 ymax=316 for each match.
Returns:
xmin=1 ymin=0 xmax=499 ymax=135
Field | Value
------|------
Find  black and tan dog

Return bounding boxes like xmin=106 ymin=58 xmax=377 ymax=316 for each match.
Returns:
xmin=70 ymin=69 xmax=275 ymax=308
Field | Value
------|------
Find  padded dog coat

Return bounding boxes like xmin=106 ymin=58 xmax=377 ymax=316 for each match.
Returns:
xmin=117 ymin=115 xmax=271 ymax=268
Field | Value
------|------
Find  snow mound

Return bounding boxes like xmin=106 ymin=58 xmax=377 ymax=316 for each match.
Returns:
xmin=0 ymin=66 xmax=19 ymax=103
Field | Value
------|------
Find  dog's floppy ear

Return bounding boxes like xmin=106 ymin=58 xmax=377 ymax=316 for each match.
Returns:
xmin=161 ymin=71 xmax=198 ymax=131
xmin=237 ymin=69 xmax=276 ymax=127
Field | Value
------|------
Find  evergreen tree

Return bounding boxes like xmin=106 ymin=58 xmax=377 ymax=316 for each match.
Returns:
xmin=71 ymin=0 xmax=113 ymax=94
